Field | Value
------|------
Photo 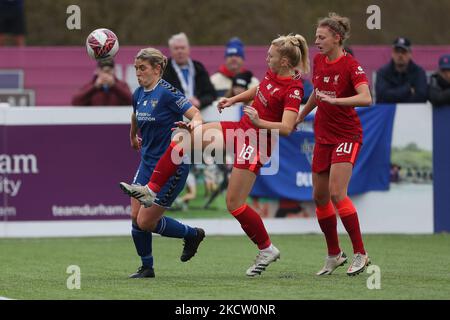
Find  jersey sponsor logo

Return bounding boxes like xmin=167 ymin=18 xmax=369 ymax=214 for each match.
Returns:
xmin=256 ymin=87 xmax=268 ymax=107
xmin=315 ymin=88 xmax=336 ymax=98
xmin=355 ymin=66 xmax=365 ymax=75
xmin=289 ymin=89 xmax=302 ymax=100
xmin=136 ymin=111 xmax=156 ymax=122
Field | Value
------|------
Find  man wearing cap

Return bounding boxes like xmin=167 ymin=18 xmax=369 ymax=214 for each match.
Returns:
xmin=429 ymin=54 xmax=450 ymax=106
xmin=163 ymin=32 xmax=216 ymax=110
xmin=72 ymin=58 xmax=132 ymax=106
xmin=210 ymin=37 xmax=259 ymax=98
xmin=375 ymin=37 xmax=428 ymax=103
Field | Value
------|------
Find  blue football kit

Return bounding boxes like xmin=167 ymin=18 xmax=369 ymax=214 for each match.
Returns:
xmin=131 ymin=79 xmax=191 ymax=208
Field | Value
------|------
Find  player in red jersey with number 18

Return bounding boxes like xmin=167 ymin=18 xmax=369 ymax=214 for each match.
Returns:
xmin=296 ymin=13 xmax=373 ymax=276
xmin=120 ymin=34 xmax=309 ymax=276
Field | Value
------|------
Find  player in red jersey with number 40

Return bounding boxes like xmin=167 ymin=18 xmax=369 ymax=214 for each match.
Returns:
xmin=297 ymin=13 xmax=373 ymax=276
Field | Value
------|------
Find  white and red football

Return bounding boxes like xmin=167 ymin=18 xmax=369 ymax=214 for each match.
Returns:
xmin=86 ymin=28 xmax=119 ymax=60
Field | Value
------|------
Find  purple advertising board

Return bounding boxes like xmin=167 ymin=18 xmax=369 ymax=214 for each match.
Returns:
xmin=1 ymin=107 xmax=139 ymax=221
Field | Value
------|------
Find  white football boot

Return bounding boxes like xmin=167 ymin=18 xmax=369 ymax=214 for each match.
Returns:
xmin=347 ymin=252 xmax=370 ymax=276
xmin=119 ymin=182 xmax=156 ymax=207
xmin=316 ymin=251 xmax=348 ymax=276
xmin=246 ymin=245 xmax=281 ymax=276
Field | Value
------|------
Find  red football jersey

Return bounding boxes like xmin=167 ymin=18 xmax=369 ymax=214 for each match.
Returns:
xmin=312 ymin=52 xmax=369 ymax=144
xmin=241 ymin=69 xmax=304 ymax=128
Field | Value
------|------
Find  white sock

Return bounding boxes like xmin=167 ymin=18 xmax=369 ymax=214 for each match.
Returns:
xmin=145 ymin=185 xmax=155 ymax=195
xmin=261 ymin=244 xmax=274 ymax=253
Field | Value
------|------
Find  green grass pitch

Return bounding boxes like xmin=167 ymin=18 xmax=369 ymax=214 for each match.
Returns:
xmin=1 ymin=233 xmax=449 ymax=300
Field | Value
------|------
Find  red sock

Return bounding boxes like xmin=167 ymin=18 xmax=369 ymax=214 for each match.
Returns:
xmin=147 ymin=142 xmax=183 ymax=193
xmin=335 ymin=197 xmax=366 ymax=254
xmin=316 ymin=201 xmax=341 ymax=256
xmin=231 ymin=204 xmax=271 ymax=250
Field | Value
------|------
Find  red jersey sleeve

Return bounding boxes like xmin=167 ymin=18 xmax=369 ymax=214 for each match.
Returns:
xmin=349 ymin=58 xmax=369 ymax=90
xmin=283 ymin=86 xmax=304 ymax=113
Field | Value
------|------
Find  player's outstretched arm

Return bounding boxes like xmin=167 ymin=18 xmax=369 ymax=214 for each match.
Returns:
xmin=174 ymin=106 xmax=203 ymax=131
xmin=217 ymin=86 xmax=257 ymax=113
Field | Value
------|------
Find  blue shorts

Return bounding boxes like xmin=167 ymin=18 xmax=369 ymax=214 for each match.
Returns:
xmin=132 ymin=162 xmax=190 ymax=208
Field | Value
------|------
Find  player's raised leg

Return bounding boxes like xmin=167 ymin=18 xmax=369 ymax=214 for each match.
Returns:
xmin=120 ymin=122 xmax=224 ymax=207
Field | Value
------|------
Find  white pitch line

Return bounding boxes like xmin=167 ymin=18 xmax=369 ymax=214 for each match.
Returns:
xmin=0 ymin=296 xmax=14 ymax=300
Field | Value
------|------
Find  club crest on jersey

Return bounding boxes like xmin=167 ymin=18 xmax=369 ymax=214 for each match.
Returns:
xmin=323 ymin=76 xmax=330 ymax=83
xmin=143 ymin=100 xmax=147 ymax=106
xmin=266 ymin=83 xmax=273 ymax=90
xmin=151 ymin=99 xmax=158 ymax=108
xmin=334 ymin=75 xmax=340 ymax=85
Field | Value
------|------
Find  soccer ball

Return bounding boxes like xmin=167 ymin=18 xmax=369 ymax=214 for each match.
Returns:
xmin=86 ymin=28 xmax=119 ymax=60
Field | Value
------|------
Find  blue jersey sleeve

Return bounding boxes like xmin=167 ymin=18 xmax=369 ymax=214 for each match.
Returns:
xmin=160 ymin=80 xmax=193 ymax=115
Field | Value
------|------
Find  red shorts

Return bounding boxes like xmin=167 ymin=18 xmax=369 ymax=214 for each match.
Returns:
xmin=220 ymin=121 xmax=271 ymax=174
xmin=312 ymin=142 xmax=361 ymax=173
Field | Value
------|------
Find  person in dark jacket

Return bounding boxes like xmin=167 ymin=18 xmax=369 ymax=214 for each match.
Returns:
xmin=429 ymin=54 xmax=450 ymax=106
xmin=163 ymin=32 xmax=216 ymax=110
xmin=72 ymin=58 xmax=132 ymax=106
xmin=375 ymin=37 xmax=428 ymax=103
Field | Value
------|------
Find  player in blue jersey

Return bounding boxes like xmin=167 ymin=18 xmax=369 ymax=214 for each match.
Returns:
xmin=124 ymin=48 xmax=205 ymax=278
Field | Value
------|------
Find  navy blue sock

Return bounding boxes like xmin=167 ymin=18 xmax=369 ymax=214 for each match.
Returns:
xmin=131 ymin=222 xmax=153 ymax=268
xmin=154 ymin=216 xmax=197 ymax=239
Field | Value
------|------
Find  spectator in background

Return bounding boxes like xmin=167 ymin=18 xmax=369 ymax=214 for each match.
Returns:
xmin=375 ymin=37 xmax=428 ymax=103
xmin=225 ymin=70 xmax=253 ymax=98
xmin=429 ymin=54 xmax=450 ymax=106
xmin=72 ymin=58 xmax=132 ymax=106
xmin=163 ymin=32 xmax=216 ymax=110
xmin=210 ymin=37 xmax=259 ymax=98
xmin=344 ymin=46 xmax=354 ymax=56
xmin=174 ymin=170 xmax=197 ymax=212
xmin=0 ymin=0 xmax=26 ymax=46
